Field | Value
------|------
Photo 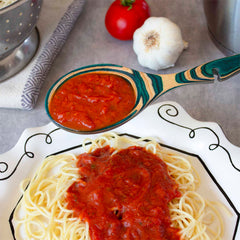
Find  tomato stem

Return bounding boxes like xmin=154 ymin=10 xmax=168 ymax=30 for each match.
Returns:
xmin=121 ymin=0 xmax=135 ymax=10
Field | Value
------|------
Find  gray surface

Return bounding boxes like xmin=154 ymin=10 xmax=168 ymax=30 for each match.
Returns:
xmin=0 ymin=0 xmax=239 ymax=154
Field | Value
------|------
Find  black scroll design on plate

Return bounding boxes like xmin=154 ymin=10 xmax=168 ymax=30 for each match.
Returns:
xmin=0 ymin=128 xmax=60 ymax=181
xmin=157 ymin=103 xmax=240 ymax=172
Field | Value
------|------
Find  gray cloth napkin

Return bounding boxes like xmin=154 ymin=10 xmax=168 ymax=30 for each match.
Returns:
xmin=0 ymin=0 xmax=86 ymax=110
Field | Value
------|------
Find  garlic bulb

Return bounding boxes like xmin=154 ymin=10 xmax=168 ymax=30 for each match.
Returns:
xmin=133 ymin=17 xmax=188 ymax=70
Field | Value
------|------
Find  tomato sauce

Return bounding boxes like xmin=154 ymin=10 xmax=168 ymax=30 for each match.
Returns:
xmin=48 ymin=73 xmax=135 ymax=131
xmin=66 ymin=146 xmax=182 ymax=240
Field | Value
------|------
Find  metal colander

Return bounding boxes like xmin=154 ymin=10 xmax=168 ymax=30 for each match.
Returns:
xmin=0 ymin=0 xmax=42 ymax=81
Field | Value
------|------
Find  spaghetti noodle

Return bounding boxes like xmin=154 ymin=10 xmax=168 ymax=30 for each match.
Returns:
xmin=0 ymin=0 xmax=17 ymax=9
xmin=13 ymin=133 xmax=224 ymax=240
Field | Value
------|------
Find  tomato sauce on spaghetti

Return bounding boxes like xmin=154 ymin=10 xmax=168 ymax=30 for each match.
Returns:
xmin=66 ymin=146 xmax=182 ymax=240
xmin=48 ymin=73 xmax=135 ymax=131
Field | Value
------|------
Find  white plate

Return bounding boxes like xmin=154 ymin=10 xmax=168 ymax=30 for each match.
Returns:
xmin=0 ymin=101 xmax=240 ymax=240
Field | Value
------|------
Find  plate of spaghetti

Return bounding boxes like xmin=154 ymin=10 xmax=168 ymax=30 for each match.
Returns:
xmin=0 ymin=101 xmax=239 ymax=240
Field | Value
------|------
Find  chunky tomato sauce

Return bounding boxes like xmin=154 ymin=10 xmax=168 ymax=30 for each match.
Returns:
xmin=49 ymin=73 xmax=135 ymax=131
xmin=66 ymin=146 xmax=182 ymax=240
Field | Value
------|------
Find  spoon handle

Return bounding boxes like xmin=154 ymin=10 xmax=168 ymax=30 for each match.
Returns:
xmin=144 ymin=54 xmax=240 ymax=98
xmin=190 ymin=54 xmax=240 ymax=81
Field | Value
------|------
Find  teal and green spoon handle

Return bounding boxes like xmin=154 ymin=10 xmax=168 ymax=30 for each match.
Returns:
xmin=46 ymin=54 xmax=240 ymax=133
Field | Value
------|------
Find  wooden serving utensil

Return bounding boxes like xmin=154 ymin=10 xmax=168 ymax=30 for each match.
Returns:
xmin=46 ymin=54 xmax=240 ymax=134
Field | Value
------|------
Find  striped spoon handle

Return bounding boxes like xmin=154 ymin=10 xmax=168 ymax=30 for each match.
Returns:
xmin=146 ymin=54 xmax=240 ymax=98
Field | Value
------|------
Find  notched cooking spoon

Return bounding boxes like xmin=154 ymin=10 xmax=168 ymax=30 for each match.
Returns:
xmin=45 ymin=54 xmax=240 ymax=134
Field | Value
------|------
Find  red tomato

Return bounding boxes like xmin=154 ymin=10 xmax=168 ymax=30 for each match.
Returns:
xmin=105 ymin=0 xmax=150 ymax=40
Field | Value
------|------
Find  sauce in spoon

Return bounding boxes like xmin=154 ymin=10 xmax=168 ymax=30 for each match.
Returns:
xmin=48 ymin=73 xmax=135 ymax=132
